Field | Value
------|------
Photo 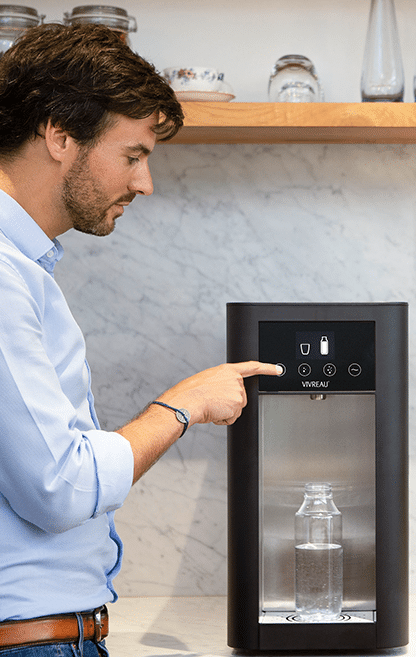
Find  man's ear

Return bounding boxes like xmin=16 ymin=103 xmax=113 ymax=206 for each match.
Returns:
xmin=44 ymin=119 xmax=76 ymax=163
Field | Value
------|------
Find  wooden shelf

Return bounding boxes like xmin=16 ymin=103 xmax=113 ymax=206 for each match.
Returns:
xmin=167 ymin=102 xmax=416 ymax=144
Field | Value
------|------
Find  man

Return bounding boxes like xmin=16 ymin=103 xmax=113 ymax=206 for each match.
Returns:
xmin=0 ymin=23 xmax=281 ymax=656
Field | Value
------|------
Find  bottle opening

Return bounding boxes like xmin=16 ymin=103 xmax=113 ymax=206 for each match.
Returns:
xmin=305 ymin=482 xmax=331 ymax=495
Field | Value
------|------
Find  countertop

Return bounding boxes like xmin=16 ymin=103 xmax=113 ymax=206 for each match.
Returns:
xmin=105 ymin=596 xmax=416 ymax=657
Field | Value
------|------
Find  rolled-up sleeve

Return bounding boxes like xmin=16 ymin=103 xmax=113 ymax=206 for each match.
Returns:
xmin=0 ymin=254 xmax=134 ymax=534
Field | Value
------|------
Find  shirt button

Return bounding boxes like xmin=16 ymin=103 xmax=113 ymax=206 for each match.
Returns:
xmin=46 ymin=250 xmax=54 ymax=258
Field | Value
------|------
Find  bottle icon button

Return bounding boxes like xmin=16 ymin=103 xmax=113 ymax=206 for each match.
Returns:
xmin=320 ymin=336 xmax=329 ymax=356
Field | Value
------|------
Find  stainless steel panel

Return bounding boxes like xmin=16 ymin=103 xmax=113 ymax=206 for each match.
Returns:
xmin=259 ymin=394 xmax=376 ymax=615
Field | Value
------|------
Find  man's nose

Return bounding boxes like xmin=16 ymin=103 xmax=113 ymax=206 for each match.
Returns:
xmin=129 ymin=162 xmax=154 ymax=196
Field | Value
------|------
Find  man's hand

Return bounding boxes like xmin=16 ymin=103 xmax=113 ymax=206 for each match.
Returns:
xmin=118 ymin=361 xmax=283 ymax=484
xmin=157 ymin=361 xmax=283 ymax=427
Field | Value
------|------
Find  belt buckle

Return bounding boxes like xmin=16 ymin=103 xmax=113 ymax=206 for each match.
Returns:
xmin=94 ymin=608 xmax=103 ymax=643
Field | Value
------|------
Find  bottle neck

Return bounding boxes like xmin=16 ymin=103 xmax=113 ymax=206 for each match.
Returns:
xmin=304 ymin=482 xmax=332 ymax=499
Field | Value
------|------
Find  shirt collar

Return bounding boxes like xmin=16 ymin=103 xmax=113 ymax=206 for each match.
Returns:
xmin=0 ymin=189 xmax=64 ymax=267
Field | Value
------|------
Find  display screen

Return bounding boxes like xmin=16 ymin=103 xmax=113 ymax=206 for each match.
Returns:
xmin=295 ymin=330 xmax=335 ymax=360
xmin=259 ymin=321 xmax=375 ymax=392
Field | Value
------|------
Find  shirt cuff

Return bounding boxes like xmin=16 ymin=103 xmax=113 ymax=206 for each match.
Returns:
xmin=83 ymin=429 xmax=134 ymax=518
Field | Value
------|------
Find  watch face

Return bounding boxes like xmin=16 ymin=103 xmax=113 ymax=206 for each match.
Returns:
xmin=176 ymin=408 xmax=191 ymax=424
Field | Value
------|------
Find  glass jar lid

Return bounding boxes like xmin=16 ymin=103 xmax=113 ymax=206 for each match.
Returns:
xmin=0 ymin=4 xmax=44 ymax=29
xmin=64 ymin=5 xmax=137 ymax=33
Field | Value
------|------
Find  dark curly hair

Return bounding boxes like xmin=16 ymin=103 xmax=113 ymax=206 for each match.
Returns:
xmin=0 ymin=23 xmax=184 ymax=155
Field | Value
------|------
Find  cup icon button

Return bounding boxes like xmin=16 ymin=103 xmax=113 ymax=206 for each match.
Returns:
xmin=300 ymin=343 xmax=310 ymax=356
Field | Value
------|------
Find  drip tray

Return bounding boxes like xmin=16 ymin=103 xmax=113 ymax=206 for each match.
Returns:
xmin=259 ymin=610 xmax=376 ymax=624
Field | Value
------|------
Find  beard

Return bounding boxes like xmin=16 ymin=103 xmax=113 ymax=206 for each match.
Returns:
xmin=62 ymin=148 xmax=135 ymax=237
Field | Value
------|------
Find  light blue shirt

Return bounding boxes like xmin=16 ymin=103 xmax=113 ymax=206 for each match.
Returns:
xmin=0 ymin=190 xmax=134 ymax=621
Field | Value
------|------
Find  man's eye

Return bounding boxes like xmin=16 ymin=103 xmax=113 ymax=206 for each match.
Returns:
xmin=127 ymin=156 xmax=140 ymax=164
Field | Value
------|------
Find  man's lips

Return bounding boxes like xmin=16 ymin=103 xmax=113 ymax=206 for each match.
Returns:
xmin=113 ymin=195 xmax=136 ymax=214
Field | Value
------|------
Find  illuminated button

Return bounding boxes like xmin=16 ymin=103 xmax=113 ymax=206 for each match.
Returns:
xmin=348 ymin=363 xmax=362 ymax=377
xmin=298 ymin=363 xmax=311 ymax=377
xmin=323 ymin=363 xmax=336 ymax=377
xmin=276 ymin=363 xmax=286 ymax=376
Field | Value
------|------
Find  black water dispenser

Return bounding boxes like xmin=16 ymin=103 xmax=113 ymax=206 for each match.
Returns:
xmin=227 ymin=302 xmax=408 ymax=651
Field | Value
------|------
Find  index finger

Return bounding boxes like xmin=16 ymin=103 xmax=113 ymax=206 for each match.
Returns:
xmin=231 ymin=361 xmax=284 ymax=377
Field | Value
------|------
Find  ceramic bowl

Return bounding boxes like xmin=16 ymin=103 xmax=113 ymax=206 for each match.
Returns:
xmin=163 ymin=67 xmax=221 ymax=92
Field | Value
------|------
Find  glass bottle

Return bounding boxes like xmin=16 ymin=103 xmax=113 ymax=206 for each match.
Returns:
xmin=63 ymin=5 xmax=137 ymax=47
xmin=295 ymin=483 xmax=343 ymax=622
xmin=0 ymin=5 xmax=44 ymax=57
xmin=361 ymin=0 xmax=404 ymax=102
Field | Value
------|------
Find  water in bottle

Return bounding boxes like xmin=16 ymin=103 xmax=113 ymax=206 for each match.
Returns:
xmin=295 ymin=483 xmax=343 ymax=622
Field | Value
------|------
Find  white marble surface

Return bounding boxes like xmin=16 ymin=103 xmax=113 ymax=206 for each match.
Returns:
xmin=105 ymin=595 xmax=413 ymax=657
xmin=54 ymin=143 xmax=416 ymax=598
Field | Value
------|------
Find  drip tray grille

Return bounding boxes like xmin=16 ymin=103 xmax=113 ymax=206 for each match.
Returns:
xmin=259 ymin=610 xmax=375 ymax=625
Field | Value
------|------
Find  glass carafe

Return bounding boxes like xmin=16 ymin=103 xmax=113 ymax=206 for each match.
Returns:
xmin=295 ymin=483 xmax=343 ymax=622
xmin=361 ymin=0 xmax=404 ymax=101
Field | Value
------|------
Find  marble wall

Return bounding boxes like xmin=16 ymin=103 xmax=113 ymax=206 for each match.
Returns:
xmin=55 ymin=142 xmax=416 ymax=597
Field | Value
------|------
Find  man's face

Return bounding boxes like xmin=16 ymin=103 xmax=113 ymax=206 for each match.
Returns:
xmin=62 ymin=113 xmax=156 ymax=236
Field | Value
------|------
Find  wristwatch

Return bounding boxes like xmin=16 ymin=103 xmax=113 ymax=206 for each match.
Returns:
xmin=150 ymin=401 xmax=191 ymax=437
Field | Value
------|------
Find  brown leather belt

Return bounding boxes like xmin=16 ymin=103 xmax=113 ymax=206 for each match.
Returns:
xmin=0 ymin=605 xmax=108 ymax=650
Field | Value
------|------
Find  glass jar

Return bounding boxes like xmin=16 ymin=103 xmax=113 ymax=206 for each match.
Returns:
xmin=63 ymin=5 xmax=137 ymax=46
xmin=0 ymin=5 xmax=44 ymax=56
xmin=268 ymin=55 xmax=324 ymax=103
xmin=295 ymin=483 xmax=343 ymax=622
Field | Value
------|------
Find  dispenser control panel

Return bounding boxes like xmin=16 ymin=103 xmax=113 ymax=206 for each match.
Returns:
xmin=259 ymin=321 xmax=375 ymax=392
